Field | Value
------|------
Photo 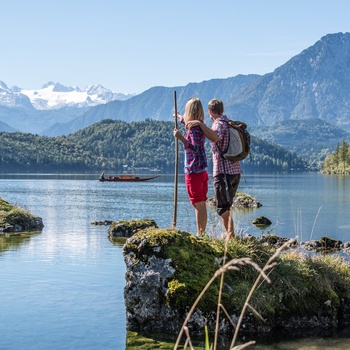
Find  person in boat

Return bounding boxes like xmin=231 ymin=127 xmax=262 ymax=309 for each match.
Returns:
xmin=187 ymin=99 xmax=241 ymax=240
xmin=173 ymin=97 xmax=208 ymax=236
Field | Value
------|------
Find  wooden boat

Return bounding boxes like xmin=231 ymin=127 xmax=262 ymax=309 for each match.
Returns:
xmin=99 ymin=174 xmax=160 ymax=182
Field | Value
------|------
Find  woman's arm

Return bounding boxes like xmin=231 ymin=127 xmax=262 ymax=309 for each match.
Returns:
xmin=186 ymin=121 xmax=220 ymax=143
xmin=173 ymin=128 xmax=187 ymax=145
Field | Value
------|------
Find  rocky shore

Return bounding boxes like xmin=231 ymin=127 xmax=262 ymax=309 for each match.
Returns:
xmin=121 ymin=222 xmax=350 ymax=341
xmin=0 ymin=197 xmax=44 ymax=234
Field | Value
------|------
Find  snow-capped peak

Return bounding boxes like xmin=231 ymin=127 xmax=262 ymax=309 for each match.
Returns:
xmin=0 ymin=81 xmax=10 ymax=92
xmin=0 ymin=81 xmax=134 ymax=110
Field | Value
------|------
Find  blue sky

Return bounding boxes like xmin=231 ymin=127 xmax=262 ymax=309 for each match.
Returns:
xmin=1 ymin=0 xmax=350 ymax=94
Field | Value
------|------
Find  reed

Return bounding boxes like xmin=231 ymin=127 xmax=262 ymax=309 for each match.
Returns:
xmin=173 ymin=235 xmax=296 ymax=350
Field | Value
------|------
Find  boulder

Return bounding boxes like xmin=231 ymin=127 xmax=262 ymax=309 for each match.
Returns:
xmin=207 ymin=192 xmax=262 ymax=209
xmin=250 ymin=216 xmax=272 ymax=227
xmin=0 ymin=197 xmax=44 ymax=233
xmin=108 ymin=218 xmax=157 ymax=238
xmin=91 ymin=220 xmax=113 ymax=226
xmin=122 ymin=227 xmax=350 ymax=340
xmin=233 ymin=194 xmax=262 ymax=209
xmin=302 ymin=236 xmax=343 ymax=251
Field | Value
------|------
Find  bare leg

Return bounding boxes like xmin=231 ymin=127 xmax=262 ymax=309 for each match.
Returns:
xmin=221 ymin=209 xmax=234 ymax=239
xmin=194 ymin=201 xmax=207 ymax=236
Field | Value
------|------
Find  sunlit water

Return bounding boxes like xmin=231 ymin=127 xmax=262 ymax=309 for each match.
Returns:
xmin=0 ymin=172 xmax=349 ymax=349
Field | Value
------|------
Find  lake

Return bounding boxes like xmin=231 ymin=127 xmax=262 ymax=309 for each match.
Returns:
xmin=1 ymin=171 xmax=350 ymax=350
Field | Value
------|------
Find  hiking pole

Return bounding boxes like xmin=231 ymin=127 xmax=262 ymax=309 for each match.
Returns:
xmin=172 ymin=90 xmax=179 ymax=229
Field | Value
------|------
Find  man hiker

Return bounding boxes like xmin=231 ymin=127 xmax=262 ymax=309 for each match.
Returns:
xmin=187 ymin=98 xmax=241 ymax=239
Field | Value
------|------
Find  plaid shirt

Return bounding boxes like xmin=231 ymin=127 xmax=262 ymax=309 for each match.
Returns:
xmin=183 ymin=125 xmax=208 ymax=174
xmin=210 ymin=115 xmax=241 ymax=177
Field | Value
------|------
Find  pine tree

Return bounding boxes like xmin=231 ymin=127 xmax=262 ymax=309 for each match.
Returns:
xmin=340 ymin=140 xmax=349 ymax=173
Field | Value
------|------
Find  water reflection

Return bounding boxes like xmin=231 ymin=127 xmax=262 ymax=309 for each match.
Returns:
xmin=0 ymin=231 xmax=42 ymax=253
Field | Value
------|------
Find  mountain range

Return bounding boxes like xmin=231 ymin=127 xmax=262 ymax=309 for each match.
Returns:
xmin=226 ymin=32 xmax=350 ymax=132
xmin=1 ymin=32 xmax=350 ymax=164
xmin=0 ymin=81 xmax=134 ymax=110
xmin=0 ymin=81 xmax=134 ymax=134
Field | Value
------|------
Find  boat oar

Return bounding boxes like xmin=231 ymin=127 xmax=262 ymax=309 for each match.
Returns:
xmin=172 ymin=90 xmax=179 ymax=229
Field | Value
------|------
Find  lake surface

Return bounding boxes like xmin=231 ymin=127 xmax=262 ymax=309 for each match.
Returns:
xmin=1 ymin=172 xmax=350 ymax=349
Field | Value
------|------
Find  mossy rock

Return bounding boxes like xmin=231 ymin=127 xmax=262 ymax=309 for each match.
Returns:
xmin=0 ymin=198 xmax=13 ymax=212
xmin=250 ymin=216 xmax=272 ymax=227
xmin=123 ymin=226 xmax=350 ymax=338
xmin=233 ymin=192 xmax=262 ymax=209
xmin=207 ymin=191 xmax=262 ymax=209
xmin=302 ymin=236 xmax=343 ymax=252
xmin=0 ymin=197 xmax=44 ymax=233
xmin=108 ymin=218 xmax=158 ymax=237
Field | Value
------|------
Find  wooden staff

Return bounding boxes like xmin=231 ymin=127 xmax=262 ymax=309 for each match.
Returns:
xmin=172 ymin=90 xmax=179 ymax=229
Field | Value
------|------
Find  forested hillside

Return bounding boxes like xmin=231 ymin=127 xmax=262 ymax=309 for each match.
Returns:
xmin=67 ymin=119 xmax=174 ymax=170
xmin=250 ymin=118 xmax=350 ymax=169
xmin=322 ymin=140 xmax=350 ymax=174
xmin=0 ymin=132 xmax=95 ymax=171
xmin=0 ymin=119 xmax=307 ymax=172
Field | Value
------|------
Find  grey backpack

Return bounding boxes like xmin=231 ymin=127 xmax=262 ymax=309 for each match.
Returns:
xmin=217 ymin=120 xmax=251 ymax=162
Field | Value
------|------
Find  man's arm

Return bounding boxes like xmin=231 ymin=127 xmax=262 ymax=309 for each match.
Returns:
xmin=186 ymin=121 xmax=220 ymax=143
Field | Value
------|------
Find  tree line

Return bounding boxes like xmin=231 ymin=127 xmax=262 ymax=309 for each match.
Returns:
xmin=322 ymin=140 xmax=350 ymax=174
xmin=0 ymin=119 xmax=307 ymax=173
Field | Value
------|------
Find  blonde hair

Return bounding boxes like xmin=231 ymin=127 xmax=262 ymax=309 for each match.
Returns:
xmin=208 ymin=98 xmax=224 ymax=115
xmin=184 ymin=97 xmax=204 ymax=122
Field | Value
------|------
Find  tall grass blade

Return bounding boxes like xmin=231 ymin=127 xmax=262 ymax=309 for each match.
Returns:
xmin=310 ymin=205 xmax=323 ymax=241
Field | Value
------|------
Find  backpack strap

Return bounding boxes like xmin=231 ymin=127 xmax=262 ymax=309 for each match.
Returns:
xmin=215 ymin=119 xmax=230 ymax=160
xmin=216 ymin=120 xmax=232 ymax=202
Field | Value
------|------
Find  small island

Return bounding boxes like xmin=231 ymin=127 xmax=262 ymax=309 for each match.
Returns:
xmin=0 ymin=197 xmax=44 ymax=234
xmin=121 ymin=223 xmax=350 ymax=344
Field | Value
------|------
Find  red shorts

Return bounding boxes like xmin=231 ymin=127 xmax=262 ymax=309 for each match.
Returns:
xmin=185 ymin=171 xmax=209 ymax=205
